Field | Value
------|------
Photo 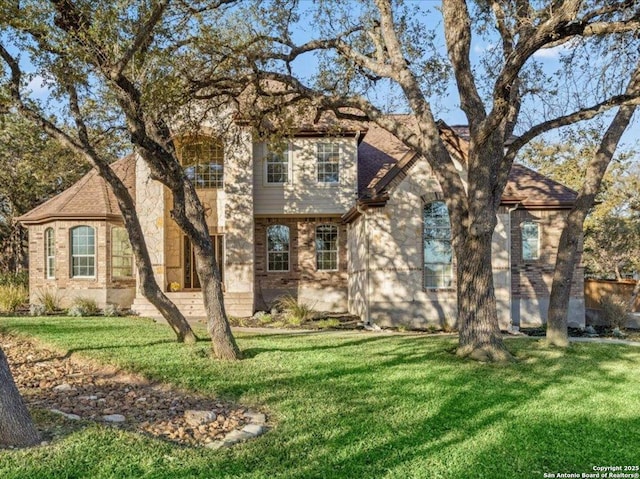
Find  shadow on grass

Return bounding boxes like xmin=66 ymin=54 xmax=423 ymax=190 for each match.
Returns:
xmin=1 ymin=317 xmax=640 ymax=479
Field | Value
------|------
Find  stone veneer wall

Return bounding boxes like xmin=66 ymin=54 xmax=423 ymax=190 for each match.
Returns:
xmin=510 ymin=208 xmax=585 ymax=328
xmin=27 ymin=220 xmax=135 ymax=309
xmin=347 ymin=156 xmax=514 ymax=329
xmin=254 ymin=216 xmax=348 ymax=312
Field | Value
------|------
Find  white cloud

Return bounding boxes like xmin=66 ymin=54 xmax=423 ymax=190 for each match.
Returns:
xmin=26 ymin=74 xmax=51 ymax=97
xmin=533 ymin=41 xmax=576 ymax=60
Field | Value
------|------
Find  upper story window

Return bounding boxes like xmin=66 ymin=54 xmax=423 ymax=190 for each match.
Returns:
xmin=423 ymin=201 xmax=453 ymax=288
xmin=316 ymin=224 xmax=338 ymax=271
xmin=522 ymin=221 xmax=540 ymax=260
xmin=70 ymin=225 xmax=95 ymax=278
xmin=267 ymin=224 xmax=290 ymax=272
xmin=180 ymin=137 xmax=224 ymax=189
xmin=111 ymin=227 xmax=133 ymax=278
xmin=265 ymin=146 xmax=290 ymax=184
xmin=45 ymin=227 xmax=55 ymax=279
xmin=316 ymin=142 xmax=340 ymax=184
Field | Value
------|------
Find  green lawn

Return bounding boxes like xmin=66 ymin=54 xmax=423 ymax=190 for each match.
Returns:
xmin=1 ymin=316 xmax=639 ymax=479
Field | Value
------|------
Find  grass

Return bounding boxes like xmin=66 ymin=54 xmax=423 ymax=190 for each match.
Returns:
xmin=1 ymin=316 xmax=640 ymax=479
xmin=0 ymin=284 xmax=28 ymax=313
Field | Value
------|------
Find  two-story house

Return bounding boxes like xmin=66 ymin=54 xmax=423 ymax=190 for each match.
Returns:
xmin=18 ymin=116 xmax=586 ymax=330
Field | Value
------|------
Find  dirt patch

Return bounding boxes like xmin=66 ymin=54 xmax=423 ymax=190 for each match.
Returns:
xmin=0 ymin=331 xmax=263 ymax=449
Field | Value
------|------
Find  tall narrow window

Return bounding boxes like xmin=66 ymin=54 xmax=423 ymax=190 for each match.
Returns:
xmin=45 ymin=227 xmax=55 ymax=279
xmin=266 ymin=146 xmax=289 ymax=184
xmin=522 ymin=221 xmax=540 ymax=260
xmin=316 ymin=142 xmax=340 ymax=183
xmin=180 ymin=137 xmax=224 ymax=188
xmin=316 ymin=224 xmax=338 ymax=271
xmin=267 ymin=225 xmax=290 ymax=271
xmin=111 ymin=227 xmax=133 ymax=278
xmin=70 ymin=226 xmax=95 ymax=278
xmin=423 ymin=202 xmax=453 ymax=288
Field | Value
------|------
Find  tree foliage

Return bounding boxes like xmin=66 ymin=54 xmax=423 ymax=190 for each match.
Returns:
xmin=0 ymin=112 xmax=87 ymax=273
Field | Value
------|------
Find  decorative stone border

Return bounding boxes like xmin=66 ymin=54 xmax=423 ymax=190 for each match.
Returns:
xmin=204 ymin=410 xmax=268 ymax=450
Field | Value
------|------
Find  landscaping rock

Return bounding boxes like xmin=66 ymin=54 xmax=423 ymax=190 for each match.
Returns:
xmin=223 ymin=429 xmax=253 ymax=444
xmin=244 ymin=411 xmax=266 ymax=425
xmin=103 ymin=414 xmax=126 ymax=423
xmin=53 ymin=383 xmax=74 ymax=392
xmin=242 ymin=424 xmax=264 ymax=436
xmin=49 ymin=409 xmax=81 ymax=420
xmin=184 ymin=410 xmax=217 ymax=427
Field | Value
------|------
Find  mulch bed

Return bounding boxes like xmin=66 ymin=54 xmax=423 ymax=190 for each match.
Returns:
xmin=0 ymin=331 xmax=255 ymax=449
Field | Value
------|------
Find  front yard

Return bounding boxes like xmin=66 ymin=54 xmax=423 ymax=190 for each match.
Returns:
xmin=1 ymin=316 xmax=639 ymax=479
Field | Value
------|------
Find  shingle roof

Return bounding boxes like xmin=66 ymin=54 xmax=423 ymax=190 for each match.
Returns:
xmin=17 ymin=155 xmax=137 ymax=224
xmin=358 ymin=122 xmax=577 ymax=208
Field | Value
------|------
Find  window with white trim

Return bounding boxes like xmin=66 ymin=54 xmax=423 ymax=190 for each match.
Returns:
xmin=316 ymin=142 xmax=340 ymax=183
xmin=522 ymin=221 xmax=540 ymax=260
xmin=180 ymin=138 xmax=224 ymax=188
xmin=316 ymin=224 xmax=338 ymax=271
xmin=265 ymin=146 xmax=289 ymax=184
xmin=70 ymin=226 xmax=95 ymax=278
xmin=423 ymin=202 xmax=453 ymax=288
xmin=111 ymin=227 xmax=133 ymax=278
xmin=267 ymin=225 xmax=290 ymax=271
xmin=45 ymin=227 xmax=55 ymax=279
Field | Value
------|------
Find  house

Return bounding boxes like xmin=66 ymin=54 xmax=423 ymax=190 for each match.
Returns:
xmin=17 ymin=116 xmax=585 ymax=329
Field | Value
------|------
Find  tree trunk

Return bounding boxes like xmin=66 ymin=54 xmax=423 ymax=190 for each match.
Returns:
xmin=92 ymin=162 xmax=198 ymax=345
xmin=546 ymin=82 xmax=638 ymax=346
xmin=0 ymin=347 xmax=40 ymax=448
xmin=546 ymin=208 xmax=585 ymax=347
xmin=455 ymin=231 xmax=512 ymax=362
xmin=175 ymin=186 xmax=241 ymax=360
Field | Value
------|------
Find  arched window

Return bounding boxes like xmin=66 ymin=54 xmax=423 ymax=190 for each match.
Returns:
xmin=316 ymin=224 xmax=338 ymax=271
xmin=267 ymin=225 xmax=290 ymax=272
xmin=45 ymin=227 xmax=55 ymax=279
xmin=70 ymin=226 xmax=95 ymax=278
xmin=521 ymin=221 xmax=540 ymax=260
xmin=111 ymin=227 xmax=133 ymax=278
xmin=423 ymin=202 xmax=453 ymax=288
xmin=180 ymin=137 xmax=224 ymax=188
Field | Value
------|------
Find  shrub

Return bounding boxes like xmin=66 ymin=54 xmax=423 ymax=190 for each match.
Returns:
xmin=599 ymin=295 xmax=630 ymax=330
xmin=272 ymin=295 xmax=315 ymax=326
xmin=34 ymin=288 xmax=63 ymax=313
xmin=68 ymin=297 xmax=100 ymax=317
xmin=29 ymin=303 xmax=46 ymax=316
xmin=316 ymin=318 xmax=341 ymax=330
xmin=0 ymin=284 xmax=29 ymax=313
xmin=0 ymin=271 xmax=28 ymax=288
xmin=103 ymin=303 xmax=121 ymax=317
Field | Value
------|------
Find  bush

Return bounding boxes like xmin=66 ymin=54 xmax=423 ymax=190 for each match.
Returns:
xmin=0 ymin=284 xmax=29 ymax=313
xmin=272 ymin=295 xmax=315 ymax=326
xmin=103 ymin=303 xmax=121 ymax=317
xmin=599 ymin=295 xmax=630 ymax=330
xmin=68 ymin=297 xmax=100 ymax=317
xmin=0 ymin=271 xmax=28 ymax=288
xmin=29 ymin=303 xmax=46 ymax=316
xmin=34 ymin=288 xmax=63 ymax=313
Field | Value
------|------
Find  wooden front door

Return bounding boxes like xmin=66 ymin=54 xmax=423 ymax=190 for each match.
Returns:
xmin=183 ymin=235 xmax=224 ymax=290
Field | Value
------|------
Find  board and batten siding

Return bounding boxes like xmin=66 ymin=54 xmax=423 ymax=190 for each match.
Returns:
xmin=252 ymin=137 xmax=358 ymax=215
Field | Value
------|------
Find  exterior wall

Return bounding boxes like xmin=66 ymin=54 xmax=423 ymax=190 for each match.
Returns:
xmin=254 ymin=216 xmax=348 ymax=312
xmin=352 ymin=157 xmax=459 ymax=329
xmin=27 ymin=219 xmax=135 ymax=309
xmin=510 ymin=208 xmax=585 ymax=328
xmin=253 ymin=136 xmax=359 ymax=215
xmin=347 ymin=214 xmax=367 ymax=320
xmin=136 ymin=123 xmax=254 ymax=317
xmin=136 ymin=158 xmax=166 ymax=291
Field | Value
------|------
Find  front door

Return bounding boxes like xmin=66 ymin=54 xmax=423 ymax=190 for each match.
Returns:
xmin=183 ymin=235 xmax=224 ymax=290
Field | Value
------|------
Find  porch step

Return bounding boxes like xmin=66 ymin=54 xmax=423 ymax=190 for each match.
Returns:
xmin=131 ymin=292 xmax=252 ymax=319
